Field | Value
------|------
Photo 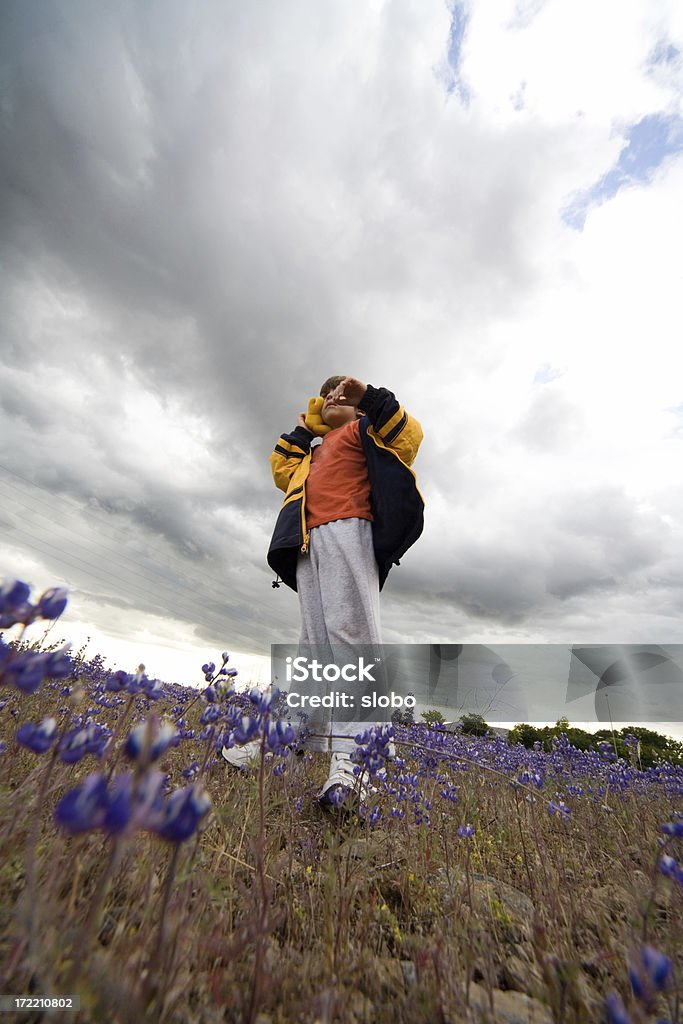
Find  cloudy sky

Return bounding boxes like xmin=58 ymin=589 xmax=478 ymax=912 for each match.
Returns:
xmin=2 ymin=0 xmax=683 ymax=711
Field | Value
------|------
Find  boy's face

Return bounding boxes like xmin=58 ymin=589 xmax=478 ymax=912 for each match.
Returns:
xmin=321 ymin=392 xmax=358 ymax=429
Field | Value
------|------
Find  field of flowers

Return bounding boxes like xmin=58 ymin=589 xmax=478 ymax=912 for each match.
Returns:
xmin=1 ymin=578 xmax=682 ymax=1024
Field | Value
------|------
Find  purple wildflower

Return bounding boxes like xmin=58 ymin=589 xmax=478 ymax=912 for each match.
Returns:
xmin=59 ymin=722 xmax=111 ymax=763
xmin=265 ymin=719 xmax=296 ymax=753
xmin=36 ymin=587 xmax=68 ymax=620
xmin=660 ymin=819 xmax=683 ymax=838
xmin=604 ymin=991 xmax=631 ymax=1024
xmin=152 ymin=784 xmax=211 ymax=843
xmin=106 ymin=670 xmax=130 ymax=692
xmin=15 ymin=717 xmax=58 ymax=754
xmin=457 ymin=824 xmax=475 ymax=837
xmin=628 ymin=943 xmax=673 ymax=1012
xmin=229 ymin=715 xmax=260 ymax=746
xmin=548 ymin=799 xmax=571 ymax=820
xmin=247 ymin=685 xmax=281 ymax=716
xmin=1 ymin=646 xmax=70 ymax=695
xmin=55 ymin=773 xmax=110 ymax=833
xmin=638 ymin=945 xmax=673 ymax=990
xmin=327 ymin=785 xmax=352 ymax=807
xmin=200 ymin=704 xmax=222 ymax=725
xmin=352 ymin=723 xmax=394 ymax=777
xmin=124 ymin=719 xmax=178 ymax=763
xmin=0 ymin=578 xmax=34 ymax=628
xmin=54 ymin=770 xmax=168 ymax=836
xmin=659 ymin=854 xmax=683 ymax=885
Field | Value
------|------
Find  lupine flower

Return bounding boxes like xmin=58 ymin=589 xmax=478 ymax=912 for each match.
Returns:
xmin=0 ymin=579 xmax=69 ymax=627
xmin=200 ymin=705 xmax=222 ymax=724
xmin=0 ymin=579 xmax=34 ymax=628
xmin=604 ymin=991 xmax=631 ymax=1024
xmin=36 ymin=587 xmax=68 ymax=620
xmin=457 ymin=824 xmax=475 ymax=837
xmin=152 ymin=784 xmax=211 ymax=843
xmin=327 ymin=785 xmax=352 ymax=808
xmin=124 ymin=719 xmax=178 ymax=763
xmin=55 ymin=770 xmax=167 ymax=836
xmin=548 ymin=799 xmax=571 ymax=819
xmin=228 ymin=715 xmax=260 ymax=746
xmin=660 ymin=819 xmax=683 ymax=837
xmin=59 ymin=722 xmax=111 ymax=763
xmin=364 ymin=804 xmax=381 ymax=826
xmin=1 ymin=645 xmax=72 ymax=695
xmin=265 ymin=719 xmax=296 ymax=753
xmin=352 ymin=723 xmax=395 ymax=777
xmin=106 ymin=670 xmax=130 ymax=692
xmin=629 ymin=944 xmax=672 ymax=1009
xmin=15 ymin=717 xmax=58 ymax=753
xmin=55 ymin=773 xmax=110 ymax=833
xmin=659 ymin=854 xmax=683 ymax=884
xmin=245 ymin=685 xmax=277 ymax=716
xmin=639 ymin=945 xmax=673 ymax=989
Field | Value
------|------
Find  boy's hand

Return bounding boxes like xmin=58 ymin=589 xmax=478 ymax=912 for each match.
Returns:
xmin=297 ymin=412 xmax=310 ymax=430
xmin=331 ymin=377 xmax=367 ymax=407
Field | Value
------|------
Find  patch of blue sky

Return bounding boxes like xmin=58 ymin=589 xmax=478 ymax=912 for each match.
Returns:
xmin=562 ymin=112 xmax=683 ymax=230
xmin=647 ymin=38 xmax=680 ymax=69
xmin=665 ymin=402 xmax=683 ymax=438
xmin=533 ymin=363 xmax=563 ymax=385
xmin=443 ymin=2 xmax=471 ymax=105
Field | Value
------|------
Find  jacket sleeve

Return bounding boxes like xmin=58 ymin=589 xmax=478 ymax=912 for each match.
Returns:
xmin=358 ymin=384 xmax=423 ymax=467
xmin=269 ymin=425 xmax=313 ymax=492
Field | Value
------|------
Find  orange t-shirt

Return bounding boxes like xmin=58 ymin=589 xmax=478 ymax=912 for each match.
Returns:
xmin=305 ymin=419 xmax=373 ymax=530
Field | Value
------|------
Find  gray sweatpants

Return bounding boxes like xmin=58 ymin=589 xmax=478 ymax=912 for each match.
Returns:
xmin=296 ymin=517 xmax=381 ymax=754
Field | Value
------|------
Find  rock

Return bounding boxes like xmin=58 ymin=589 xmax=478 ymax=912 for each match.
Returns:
xmin=467 ymin=982 xmax=554 ymax=1024
xmin=497 ymin=954 xmax=544 ymax=997
xmin=470 ymin=875 xmax=535 ymax=945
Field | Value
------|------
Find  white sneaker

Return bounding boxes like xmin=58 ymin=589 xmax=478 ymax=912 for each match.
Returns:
xmin=220 ymin=740 xmax=262 ymax=770
xmin=318 ymin=753 xmax=368 ymax=808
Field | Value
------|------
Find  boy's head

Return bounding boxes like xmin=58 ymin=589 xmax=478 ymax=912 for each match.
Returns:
xmin=319 ymin=375 xmax=362 ymax=429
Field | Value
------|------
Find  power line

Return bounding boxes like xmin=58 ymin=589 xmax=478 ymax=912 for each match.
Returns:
xmin=0 ymin=480 xmax=231 ymax=603
xmin=0 ymin=461 xmax=267 ymax=610
xmin=0 ymin=487 xmax=262 ymax=637
xmin=0 ymin=461 xmax=245 ymax=603
xmin=1 ymin=513 xmax=233 ymax=635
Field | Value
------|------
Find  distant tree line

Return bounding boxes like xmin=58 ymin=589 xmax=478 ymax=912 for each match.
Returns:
xmin=507 ymin=717 xmax=683 ymax=768
xmin=412 ymin=710 xmax=683 ymax=768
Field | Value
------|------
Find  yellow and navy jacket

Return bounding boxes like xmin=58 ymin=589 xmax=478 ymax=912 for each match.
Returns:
xmin=267 ymin=384 xmax=424 ymax=591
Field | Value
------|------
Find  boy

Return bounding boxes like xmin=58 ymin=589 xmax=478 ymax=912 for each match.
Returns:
xmin=266 ymin=376 xmax=424 ymax=806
